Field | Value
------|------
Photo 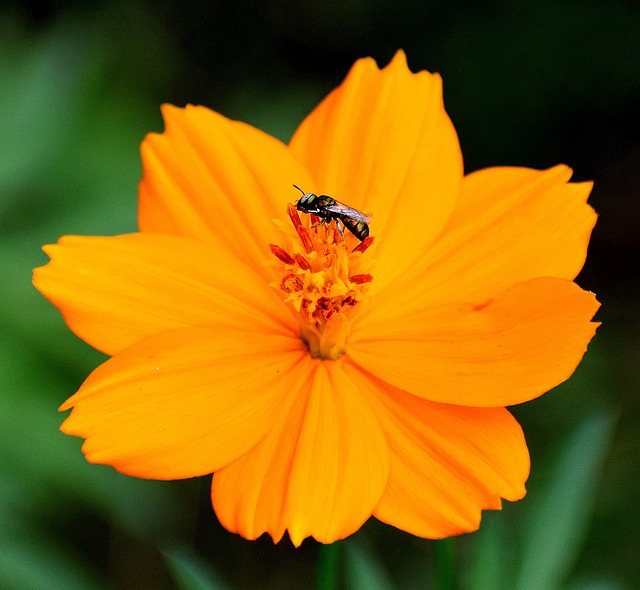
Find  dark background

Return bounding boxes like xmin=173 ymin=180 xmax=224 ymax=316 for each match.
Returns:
xmin=1 ymin=1 xmax=638 ymax=588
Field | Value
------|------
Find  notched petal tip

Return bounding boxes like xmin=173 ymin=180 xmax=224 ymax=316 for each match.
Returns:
xmin=388 ymin=48 xmax=408 ymax=68
xmin=159 ymin=102 xmax=186 ymax=126
xmin=384 ymin=48 xmax=443 ymax=83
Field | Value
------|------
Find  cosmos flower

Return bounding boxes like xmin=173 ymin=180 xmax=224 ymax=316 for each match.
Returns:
xmin=33 ymin=51 xmax=599 ymax=547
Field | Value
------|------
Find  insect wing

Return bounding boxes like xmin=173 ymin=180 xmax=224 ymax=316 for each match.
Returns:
xmin=324 ymin=201 xmax=371 ymax=223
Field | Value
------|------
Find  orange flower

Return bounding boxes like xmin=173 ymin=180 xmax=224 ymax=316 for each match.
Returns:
xmin=33 ymin=51 xmax=599 ymax=546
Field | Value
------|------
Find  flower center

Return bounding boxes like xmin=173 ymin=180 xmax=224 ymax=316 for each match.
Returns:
xmin=269 ymin=204 xmax=374 ymax=360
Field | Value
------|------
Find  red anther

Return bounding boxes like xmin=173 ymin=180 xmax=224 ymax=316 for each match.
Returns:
xmin=269 ymin=244 xmax=296 ymax=265
xmin=348 ymin=273 xmax=373 ymax=284
xmin=293 ymin=253 xmax=312 ymax=270
xmin=287 ymin=203 xmax=302 ymax=228
xmin=297 ymin=226 xmax=314 ymax=253
xmin=352 ymin=236 xmax=375 ymax=253
xmin=281 ymin=273 xmax=304 ymax=293
xmin=287 ymin=203 xmax=313 ymax=254
xmin=287 ymin=203 xmax=314 ymax=253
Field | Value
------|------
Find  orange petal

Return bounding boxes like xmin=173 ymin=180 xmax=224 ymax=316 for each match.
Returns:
xmin=211 ymin=361 xmax=389 ymax=546
xmin=139 ymin=104 xmax=313 ymax=269
xmin=59 ymin=326 xmax=307 ymax=479
xmin=33 ymin=233 xmax=296 ymax=355
xmin=373 ymin=165 xmax=597 ymax=307
xmin=348 ymin=277 xmax=600 ymax=407
xmin=344 ymin=363 xmax=529 ymax=538
xmin=289 ymin=50 xmax=462 ymax=289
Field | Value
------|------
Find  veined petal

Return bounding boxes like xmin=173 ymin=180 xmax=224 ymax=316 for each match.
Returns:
xmin=348 ymin=277 xmax=600 ymax=407
xmin=139 ymin=104 xmax=313 ymax=268
xmin=344 ymin=363 xmax=528 ymax=538
xmin=372 ymin=165 xmax=597 ymax=308
xmin=211 ymin=361 xmax=389 ymax=546
xmin=33 ymin=233 xmax=296 ymax=355
xmin=60 ymin=326 xmax=307 ymax=479
xmin=289 ymin=51 xmax=462 ymax=288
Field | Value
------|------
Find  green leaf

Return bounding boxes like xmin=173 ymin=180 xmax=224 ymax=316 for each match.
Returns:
xmin=163 ymin=546 xmax=232 ymax=590
xmin=0 ymin=17 xmax=87 ymax=191
xmin=464 ymin=513 xmax=511 ymax=590
xmin=434 ymin=537 xmax=457 ymax=590
xmin=0 ymin=530 xmax=105 ymax=590
xmin=565 ymin=578 xmax=625 ymax=590
xmin=514 ymin=411 xmax=616 ymax=590
xmin=344 ymin=539 xmax=397 ymax=590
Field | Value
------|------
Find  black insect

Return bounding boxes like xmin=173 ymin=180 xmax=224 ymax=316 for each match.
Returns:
xmin=293 ymin=185 xmax=371 ymax=241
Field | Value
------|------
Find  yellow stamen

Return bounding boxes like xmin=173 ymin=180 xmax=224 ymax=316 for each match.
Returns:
xmin=269 ymin=205 xmax=374 ymax=360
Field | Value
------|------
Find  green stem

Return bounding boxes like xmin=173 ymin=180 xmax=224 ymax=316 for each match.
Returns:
xmin=434 ymin=537 xmax=456 ymax=590
xmin=316 ymin=541 xmax=341 ymax=590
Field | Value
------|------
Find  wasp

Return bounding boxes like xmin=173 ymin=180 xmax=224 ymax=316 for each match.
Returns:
xmin=293 ymin=185 xmax=371 ymax=241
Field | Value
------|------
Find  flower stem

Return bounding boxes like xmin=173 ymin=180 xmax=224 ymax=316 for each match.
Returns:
xmin=316 ymin=541 xmax=341 ymax=590
xmin=434 ymin=537 xmax=456 ymax=590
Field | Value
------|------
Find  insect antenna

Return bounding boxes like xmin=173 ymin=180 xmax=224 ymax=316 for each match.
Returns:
xmin=292 ymin=184 xmax=305 ymax=196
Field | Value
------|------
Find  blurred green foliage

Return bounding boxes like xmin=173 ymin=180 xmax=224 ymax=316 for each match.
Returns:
xmin=1 ymin=1 xmax=638 ymax=588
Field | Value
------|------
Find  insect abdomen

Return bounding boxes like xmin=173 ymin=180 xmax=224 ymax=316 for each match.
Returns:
xmin=341 ymin=217 xmax=369 ymax=240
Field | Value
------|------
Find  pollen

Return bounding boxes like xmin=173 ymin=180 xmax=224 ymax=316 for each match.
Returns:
xmin=269 ymin=204 xmax=375 ymax=360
